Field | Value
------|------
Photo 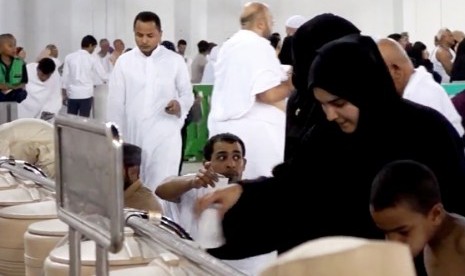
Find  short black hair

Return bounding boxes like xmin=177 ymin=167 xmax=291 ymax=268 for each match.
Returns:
xmin=203 ymin=133 xmax=246 ymax=161
xmin=197 ymin=40 xmax=210 ymax=53
xmin=387 ymin=33 xmax=402 ymax=42
xmin=370 ymin=160 xmax=442 ymax=215
xmin=81 ymin=35 xmax=97 ymax=48
xmin=37 ymin=58 xmax=56 ymax=75
xmin=161 ymin=40 xmax=176 ymax=52
xmin=133 ymin=11 xmax=161 ymax=31
xmin=177 ymin=39 xmax=187 ymax=46
xmin=269 ymin=33 xmax=281 ymax=49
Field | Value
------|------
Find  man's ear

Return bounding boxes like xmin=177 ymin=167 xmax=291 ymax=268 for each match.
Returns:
xmin=429 ymin=203 xmax=444 ymax=226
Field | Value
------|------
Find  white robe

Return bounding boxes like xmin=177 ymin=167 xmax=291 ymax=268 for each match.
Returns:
xmin=208 ymin=30 xmax=286 ymax=179
xmin=404 ymin=66 xmax=464 ymax=136
xmin=18 ymin=63 xmax=62 ymax=119
xmin=430 ymin=46 xmax=455 ymax=83
xmin=107 ymin=46 xmax=194 ymax=220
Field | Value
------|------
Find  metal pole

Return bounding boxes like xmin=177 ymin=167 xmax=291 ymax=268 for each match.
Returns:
xmin=126 ymin=215 xmax=246 ymax=276
xmin=95 ymin=245 xmax=109 ymax=276
xmin=69 ymin=227 xmax=82 ymax=276
xmin=0 ymin=160 xmax=55 ymax=191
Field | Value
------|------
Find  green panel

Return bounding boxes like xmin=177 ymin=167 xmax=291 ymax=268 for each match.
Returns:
xmin=442 ymin=82 xmax=465 ymax=97
xmin=184 ymin=85 xmax=213 ymax=161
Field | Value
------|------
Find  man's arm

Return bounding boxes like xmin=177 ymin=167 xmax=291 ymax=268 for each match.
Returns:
xmin=155 ymin=175 xmax=196 ymax=202
xmin=437 ymin=48 xmax=453 ymax=76
xmin=93 ymin=57 xmax=109 ymax=83
xmin=156 ymin=162 xmax=218 ymax=202
xmin=256 ymin=78 xmax=293 ymax=104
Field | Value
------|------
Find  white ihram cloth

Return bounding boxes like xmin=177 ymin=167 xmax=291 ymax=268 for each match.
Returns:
xmin=18 ymin=63 xmax=62 ymax=119
xmin=107 ymin=46 xmax=194 ymax=221
xmin=404 ymin=66 xmax=464 ymax=136
xmin=208 ymin=30 xmax=286 ymax=179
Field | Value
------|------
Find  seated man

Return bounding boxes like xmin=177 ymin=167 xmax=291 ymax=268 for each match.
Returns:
xmin=156 ymin=133 xmax=275 ymax=276
xmin=370 ymin=160 xmax=465 ymax=276
xmin=123 ymin=143 xmax=162 ymax=213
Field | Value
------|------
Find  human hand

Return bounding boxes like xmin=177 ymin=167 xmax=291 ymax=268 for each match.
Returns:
xmin=190 ymin=162 xmax=219 ymax=189
xmin=195 ymin=184 xmax=243 ymax=217
xmin=165 ymin=99 xmax=181 ymax=117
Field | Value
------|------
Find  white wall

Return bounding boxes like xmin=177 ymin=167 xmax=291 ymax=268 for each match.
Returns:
xmin=0 ymin=0 xmax=464 ymax=62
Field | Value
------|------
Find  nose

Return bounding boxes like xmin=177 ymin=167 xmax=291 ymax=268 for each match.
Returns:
xmin=386 ymin=233 xmax=406 ymax=243
xmin=141 ymin=36 xmax=149 ymax=44
xmin=225 ymin=158 xmax=236 ymax=169
xmin=324 ymin=105 xmax=338 ymax=122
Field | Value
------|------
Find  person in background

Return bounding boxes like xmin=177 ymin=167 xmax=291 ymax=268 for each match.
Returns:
xmin=0 ymin=33 xmax=28 ymax=103
xmin=109 ymin=39 xmax=125 ymax=66
xmin=16 ymin=47 xmax=26 ymax=60
xmin=191 ymin=40 xmax=210 ymax=83
xmin=269 ymin=32 xmax=281 ymax=55
xmin=61 ymin=35 xmax=107 ymax=117
xmin=278 ymin=15 xmax=306 ymax=65
xmin=451 ymin=39 xmax=465 ymax=82
xmin=18 ymin=58 xmax=61 ymax=121
xmin=161 ymin=40 xmax=176 ymax=52
xmin=123 ymin=143 xmax=163 ymax=213
xmin=370 ymin=160 xmax=465 ymax=276
xmin=408 ymin=41 xmax=442 ymax=83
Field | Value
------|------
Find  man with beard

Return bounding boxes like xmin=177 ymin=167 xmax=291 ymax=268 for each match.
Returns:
xmin=156 ymin=133 xmax=275 ymax=275
xmin=123 ymin=143 xmax=162 ymax=213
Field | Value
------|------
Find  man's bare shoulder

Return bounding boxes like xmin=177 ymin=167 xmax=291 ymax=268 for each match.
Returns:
xmin=450 ymin=214 xmax=465 ymax=254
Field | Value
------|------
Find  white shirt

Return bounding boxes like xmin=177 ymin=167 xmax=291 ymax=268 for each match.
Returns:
xmin=18 ymin=63 xmax=62 ymax=118
xmin=62 ymin=49 xmax=108 ymax=99
xmin=404 ymin=66 xmax=464 ymax=136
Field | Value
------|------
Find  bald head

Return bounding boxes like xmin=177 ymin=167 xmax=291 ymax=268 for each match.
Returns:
xmin=377 ymin=38 xmax=414 ymax=95
xmin=240 ymin=2 xmax=272 ymax=36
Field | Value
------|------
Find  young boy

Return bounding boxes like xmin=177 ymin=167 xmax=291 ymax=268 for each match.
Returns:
xmin=0 ymin=33 xmax=28 ymax=103
xmin=370 ymin=160 xmax=465 ymax=276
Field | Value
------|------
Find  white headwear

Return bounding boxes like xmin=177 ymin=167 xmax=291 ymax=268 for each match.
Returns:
xmin=285 ymin=15 xmax=306 ymax=29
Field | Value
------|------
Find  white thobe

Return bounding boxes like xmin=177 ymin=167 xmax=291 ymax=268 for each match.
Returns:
xmin=404 ymin=66 xmax=464 ymax=136
xmin=430 ymin=46 xmax=455 ymax=83
xmin=107 ymin=46 xmax=194 ymax=221
xmin=18 ymin=63 xmax=62 ymax=119
xmin=208 ymin=30 xmax=286 ymax=180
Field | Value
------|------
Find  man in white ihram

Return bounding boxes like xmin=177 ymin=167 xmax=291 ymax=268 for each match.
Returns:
xmin=18 ymin=58 xmax=61 ymax=121
xmin=107 ymin=11 xmax=193 ymax=221
xmin=208 ymin=2 xmax=294 ymax=180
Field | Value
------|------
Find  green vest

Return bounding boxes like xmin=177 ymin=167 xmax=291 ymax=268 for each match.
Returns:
xmin=0 ymin=57 xmax=25 ymax=86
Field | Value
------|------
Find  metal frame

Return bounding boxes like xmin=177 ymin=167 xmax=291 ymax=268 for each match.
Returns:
xmin=54 ymin=114 xmax=125 ymax=276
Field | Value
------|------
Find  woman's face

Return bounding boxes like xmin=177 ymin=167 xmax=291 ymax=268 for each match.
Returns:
xmin=314 ymin=87 xmax=360 ymax=133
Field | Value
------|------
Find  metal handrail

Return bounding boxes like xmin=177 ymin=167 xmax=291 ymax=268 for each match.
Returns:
xmin=0 ymin=157 xmax=55 ymax=192
xmin=125 ymin=213 xmax=246 ymax=276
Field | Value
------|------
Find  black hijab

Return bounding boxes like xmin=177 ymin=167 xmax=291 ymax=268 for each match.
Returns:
xmin=285 ymin=14 xmax=360 ymax=160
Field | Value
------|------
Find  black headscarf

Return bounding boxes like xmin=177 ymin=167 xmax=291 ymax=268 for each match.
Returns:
xmin=309 ymin=34 xmax=401 ymax=125
xmin=284 ymin=14 xmax=360 ymax=160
